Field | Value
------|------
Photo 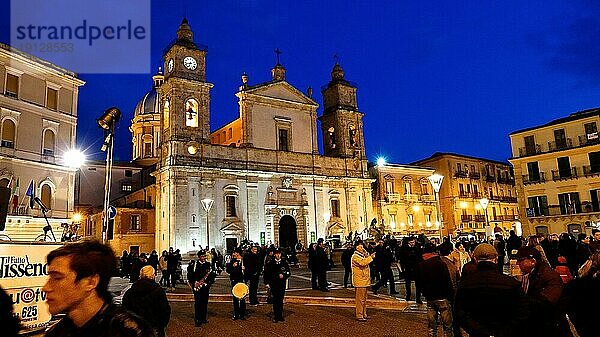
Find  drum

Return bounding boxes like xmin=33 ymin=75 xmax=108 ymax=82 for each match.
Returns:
xmin=232 ymin=282 xmax=249 ymax=299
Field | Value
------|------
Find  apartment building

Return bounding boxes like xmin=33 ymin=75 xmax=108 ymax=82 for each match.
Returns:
xmin=509 ymin=108 xmax=600 ymax=236
xmin=370 ymin=163 xmax=441 ymax=237
xmin=0 ymin=43 xmax=84 ymax=240
xmin=413 ymin=152 xmax=519 ymax=238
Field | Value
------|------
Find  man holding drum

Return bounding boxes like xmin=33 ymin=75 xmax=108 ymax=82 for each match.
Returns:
xmin=227 ymin=249 xmax=247 ymax=320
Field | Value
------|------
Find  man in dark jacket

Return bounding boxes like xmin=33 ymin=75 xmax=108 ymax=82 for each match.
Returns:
xmin=187 ymin=250 xmax=215 ymax=326
xmin=493 ymin=234 xmax=506 ymax=273
xmin=398 ymin=237 xmax=422 ymax=303
xmin=243 ymin=245 xmax=262 ymax=305
xmin=455 ymin=243 xmax=529 ymax=337
xmin=43 ymin=240 xmax=155 ymax=337
xmin=165 ymin=247 xmax=179 ymax=291
xmin=227 ymin=249 xmax=246 ymax=320
xmin=341 ymin=244 xmax=354 ymax=288
xmin=123 ymin=265 xmax=171 ymax=337
xmin=506 ymin=230 xmax=522 ymax=259
xmin=316 ymin=239 xmax=329 ymax=291
xmin=308 ymin=243 xmax=318 ymax=290
xmin=264 ymin=248 xmax=291 ymax=322
xmin=371 ymin=241 xmax=398 ymax=295
xmin=415 ymin=243 xmax=454 ymax=337
xmin=517 ymin=246 xmax=564 ymax=337
xmin=561 ymin=252 xmax=600 ymax=337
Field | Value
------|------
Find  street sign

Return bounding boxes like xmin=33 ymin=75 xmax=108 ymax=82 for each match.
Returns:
xmin=107 ymin=205 xmax=117 ymax=220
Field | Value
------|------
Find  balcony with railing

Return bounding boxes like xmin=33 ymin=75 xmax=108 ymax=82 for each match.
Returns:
xmin=516 ymin=133 xmax=600 ymax=159
xmin=461 ymin=215 xmax=473 ymax=222
xmin=385 ymin=193 xmax=401 ymax=203
xmin=490 ymin=195 xmax=518 ymax=203
xmin=578 ymin=134 xmax=600 ymax=147
xmin=522 ymin=172 xmax=546 ymax=185
xmin=454 ymin=170 xmax=469 ymax=178
xmin=421 ymin=194 xmax=436 ymax=202
xmin=582 ymin=165 xmax=600 ymax=177
xmin=497 ymin=176 xmax=516 ymax=185
xmin=404 ymin=194 xmax=420 ymax=202
xmin=551 ymin=167 xmax=578 ymax=181
xmin=526 ymin=204 xmax=586 ymax=217
xmin=485 ymin=174 xmax=496 ymax=182
xmin=474 ymin=215 xmax=486 ymax=222
xmin=518 ymin=144 xmax=542 ymax=157
xmin=547 ymin=138 xmax=573 ymax=152
xmin=469 ymin=171 xmax=481 ymax=179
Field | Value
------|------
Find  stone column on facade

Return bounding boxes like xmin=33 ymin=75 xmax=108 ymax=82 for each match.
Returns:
xmin=265 ymin=212 xmax=275 ymax=244
xmin=239 ymin=96 xmax=253 ymax=147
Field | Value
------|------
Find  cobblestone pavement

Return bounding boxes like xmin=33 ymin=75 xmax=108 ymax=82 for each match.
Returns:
xmin=166 ymin=301 xmax=428 ymax=337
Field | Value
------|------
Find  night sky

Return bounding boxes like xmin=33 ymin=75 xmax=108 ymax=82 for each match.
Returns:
xmin=2 ymin=1 xmax=600 ymax=164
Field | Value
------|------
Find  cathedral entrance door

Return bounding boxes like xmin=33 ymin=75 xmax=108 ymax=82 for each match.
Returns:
xmin=278 ymin=215 xmax=298 ymax=248
xmin=226 ymin=238 xmax=238 ymax=254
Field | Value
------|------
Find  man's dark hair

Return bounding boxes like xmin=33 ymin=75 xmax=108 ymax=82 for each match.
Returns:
xmin=454 ymin=242 xmax=463 ymax=249
xmin=439 ymin=242 xmax=453 ymax=256
xmin=47 ymin=240 xmax=116 ymax=303
xmin=354 ymin=239 xmax=364 ymax=248
xmin=423 ymin=242 xmax=437 ymax=254
xmin=593 ymin=229 xmax=600 ymax=235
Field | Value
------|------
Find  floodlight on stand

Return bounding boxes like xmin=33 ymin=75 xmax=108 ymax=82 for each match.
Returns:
xmin=97 ymin=107 xmax=121 ymax=130
xmin=100 ymin=134 xmax=112 ymax=152
xmin=63 ymin=149 xmax=86 ymax=169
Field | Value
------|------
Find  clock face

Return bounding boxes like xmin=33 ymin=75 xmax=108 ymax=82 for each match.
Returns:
xmin=167 ymin=59 xmax=174 ymax=72
xmin=183 ymin=56 xmax=197 ymax=70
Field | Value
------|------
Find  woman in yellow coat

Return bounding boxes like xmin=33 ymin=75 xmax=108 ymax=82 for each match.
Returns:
xmin=351 ymin=240 xmax=375 ymax=321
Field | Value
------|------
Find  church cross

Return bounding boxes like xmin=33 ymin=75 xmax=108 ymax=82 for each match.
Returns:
xmin=275 ymin=48 xmax=282 ymax=64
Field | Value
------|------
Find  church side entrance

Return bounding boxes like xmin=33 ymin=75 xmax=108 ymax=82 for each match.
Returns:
xmin=278 ymin=215 xmax=298 ymax=248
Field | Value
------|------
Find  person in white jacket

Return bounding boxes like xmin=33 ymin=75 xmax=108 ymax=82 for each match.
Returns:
xmin=351 ymin=240 xmax=375 ymax=321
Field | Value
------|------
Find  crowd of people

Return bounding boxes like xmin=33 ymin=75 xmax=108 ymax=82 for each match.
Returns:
xmin=340 ymin=229 xmax=600 ymax=337
xmin=1 ymin=228 xmax=598 ymax=336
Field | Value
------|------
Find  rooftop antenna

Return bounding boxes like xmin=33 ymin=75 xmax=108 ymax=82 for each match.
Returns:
xmin=334 ymin=53 xmax=340 ymax=64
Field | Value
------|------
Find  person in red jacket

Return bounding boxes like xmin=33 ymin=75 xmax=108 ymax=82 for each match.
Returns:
xmin=554 ymin=256 xmax=573 ymax=283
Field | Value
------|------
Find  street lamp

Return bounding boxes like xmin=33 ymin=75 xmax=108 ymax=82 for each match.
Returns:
xmin=97 ymin=107 xmax=121 ymax=244
xmin=479 ymin=197 xmax=490 ymax=238
xmin=201 ymin=198 xmax=214 ymax=248
xmin=428 ymin=173 xmax=444 ymax=241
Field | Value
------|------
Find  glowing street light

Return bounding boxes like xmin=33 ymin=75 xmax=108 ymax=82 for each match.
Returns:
xmin=72 ymin=213 xmax=82 ymax=223
xmin=63 ymin=149 xmax=86 ymax=169
xmin=479 ymin=197 xmax=490 ymax=235
xmin=428 ymin=173 xmax=444 ymax=240
xmin=201 ymin=198 xmax=214 ymax=248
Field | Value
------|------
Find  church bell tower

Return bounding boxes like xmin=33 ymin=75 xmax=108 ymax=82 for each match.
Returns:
xmin=158 ymin=18 xmax=213 ymax=165
xmin=319 ymin=63 xmax=365 ymax=159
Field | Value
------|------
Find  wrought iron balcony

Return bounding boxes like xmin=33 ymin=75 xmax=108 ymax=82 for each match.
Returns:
xmin=578 ymin=134 xmax=600 ymax=147
xmin=461 ymin=215 xmax=473 ymax=222
xmin=474 ymin=215 xmax=486 ymax=222
xmin=485 ymin=174 xmax=496 ymax=182
xmin=518 ymin=144 xmax=542 ymax=157
xmin=551 ymin=167 xmax=578 ymax=181
xmin=583 ymin=165 xmax=600 ymax=177
xmin=385 ymin=193 xmax=401 ymax=203
xmin=522 ymin=172 xmax=546 ymax=185
xmin=469 ymin=171 xmax=481 ymax=179
xmin=547 ymin=138 xmax=573 ymax=152
xmin=454 ymin=170 xmax=469 ymax=178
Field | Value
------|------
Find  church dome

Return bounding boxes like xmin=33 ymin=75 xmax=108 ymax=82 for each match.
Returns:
xmin=134 ymin=88 xmax=161 ymax=116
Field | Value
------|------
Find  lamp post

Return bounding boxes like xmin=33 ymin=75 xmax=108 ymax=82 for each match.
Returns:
xmin=201 ymin=198 xmax=214 ymax=248
xmin=97 ymin=107 xmax=121 ymax=244
xmin=428 ymin=173 xmax=444 ymax=241
xmin=479 ymin=197 xmax=490 ymax=239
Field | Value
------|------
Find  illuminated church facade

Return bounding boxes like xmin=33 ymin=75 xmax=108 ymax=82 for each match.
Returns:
xmin=131 ymin=19 xmax=373 ymax=253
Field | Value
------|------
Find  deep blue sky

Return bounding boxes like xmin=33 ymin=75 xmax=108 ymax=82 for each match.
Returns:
xmin=2 ymin=1 xmax=600 ymax=164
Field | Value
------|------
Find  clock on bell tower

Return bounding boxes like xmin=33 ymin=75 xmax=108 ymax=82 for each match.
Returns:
xmin=158 ymin=18 xmax=214 ymax=165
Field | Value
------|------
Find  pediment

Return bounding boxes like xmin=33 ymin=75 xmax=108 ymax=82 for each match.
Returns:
xmin=220 ymin=222 xmax=244 ymax=232
xmin=327 ymin=222 xmax=346 ymax=231
xmin=245 ymin=81 xmax=318 ymax=106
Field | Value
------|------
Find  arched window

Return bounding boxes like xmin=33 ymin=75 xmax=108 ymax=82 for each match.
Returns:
xmin=143 ymin=140 xmax=153 ymax=158
xmin=185 ymin=99 xmax=198 ymax=127
xmin=43 ymin=129 xmax=55 ymax=156
xmin=41 ymin=184 xmax=52 ymax=210
xmin=192 ymin=214 xmax=196 ymax=223
xmin=1 ymin=119 xmax=16 ymax=148
xmin=163 ymin=99 xmax=170 ymax=128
